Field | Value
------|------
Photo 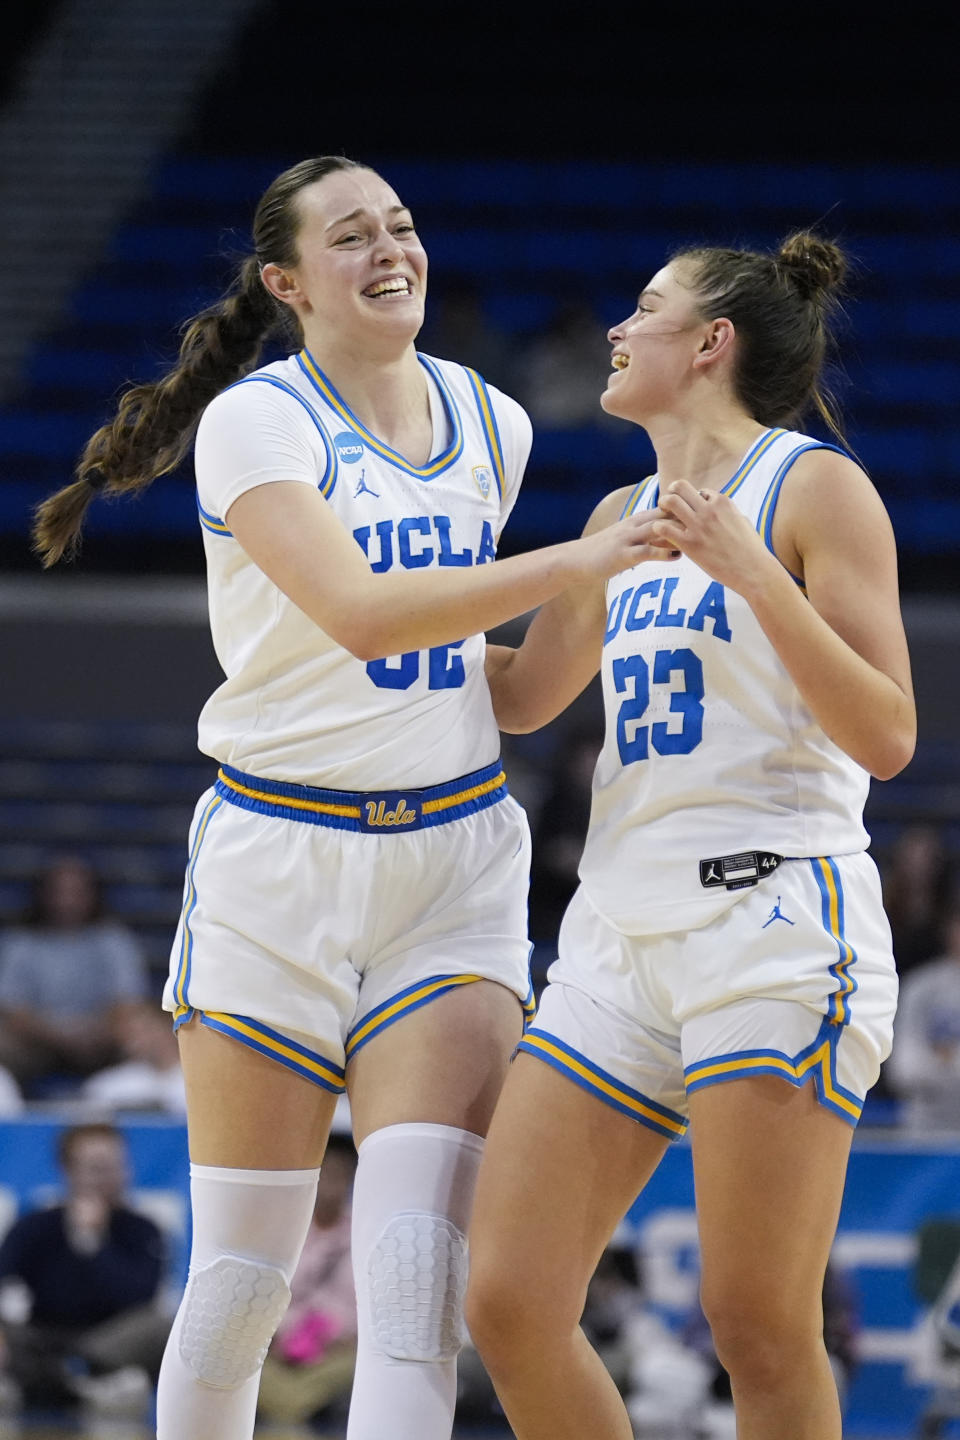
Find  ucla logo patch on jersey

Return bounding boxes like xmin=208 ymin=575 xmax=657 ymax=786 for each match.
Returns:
xmin=472 ymin=464 xmax=493 ymax=500
xmin=334 ymin=431 xmax=365 ymax=464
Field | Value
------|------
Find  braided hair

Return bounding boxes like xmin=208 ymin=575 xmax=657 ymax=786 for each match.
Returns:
xmin=34 ymin=156 xmax=365 ymax=565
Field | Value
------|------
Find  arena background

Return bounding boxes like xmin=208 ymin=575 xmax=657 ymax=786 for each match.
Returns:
xmin=0 ymin=2 xmax=958 ymax=1436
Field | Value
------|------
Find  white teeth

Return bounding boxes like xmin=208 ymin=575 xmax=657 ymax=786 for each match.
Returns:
xmin=365 ymin=278 xmax=410 ymax=297
xmin=612 ymin=354 xmax=629 ymax=370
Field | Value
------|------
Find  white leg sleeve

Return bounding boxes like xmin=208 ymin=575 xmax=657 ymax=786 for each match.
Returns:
xmin=155 ymin=1163 xmax=319 ymax=1440
xmin=346 ymin=1122 xmax=484 ymax=1440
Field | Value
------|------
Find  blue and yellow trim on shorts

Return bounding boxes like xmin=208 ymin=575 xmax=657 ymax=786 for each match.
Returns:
xmin=213 ymin=760 xmax=509 ymax=833
xmin=173 ymin=1005 xmax=346 ymax=1094
xmin=345 ymin=971 xmax=536 ymax=1063
xmin=174 ymin=968 xmax=535 ymax=1089
xmin=683 ymin=856 xmax=864 ymax=1127
xmin=683 ymin=1019 xmax=863 ymax=1127
xmin=811 ymin=855 xmax=859 ymax=1028
xmin=171 ymin=791 xmax=224 ymax=1010
xmin=297 ymin=348 xmax=464 ymax=480
xmin=169 ymin=760 xmax=525 ymax=1085
xmin=516 ymin=1028 xmax=689 ymax=1141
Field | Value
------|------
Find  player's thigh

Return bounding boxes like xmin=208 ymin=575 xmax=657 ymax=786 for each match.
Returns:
xmin=468 ymin=1052 xmax=669 ymax=1332
xmin=178 ymin=1016 xmax=339 ymax=1169
xmin=347 ymin=978 xmax=523 ymax=1146
xmin=689 ymin=1074 xmax=853 ymax=1324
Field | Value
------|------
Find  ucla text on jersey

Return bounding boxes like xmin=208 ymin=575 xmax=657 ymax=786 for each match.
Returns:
xmin=580 ymin=427 xmax=870 ymax=937
xmin=191 ymin=350 xmax=533 ymax=790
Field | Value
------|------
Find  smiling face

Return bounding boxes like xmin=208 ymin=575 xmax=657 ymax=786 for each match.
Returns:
xmin=262 ymin=167 xmax=428 ymax=357
xmin=601 ymin=261 xmax=714 ymax=422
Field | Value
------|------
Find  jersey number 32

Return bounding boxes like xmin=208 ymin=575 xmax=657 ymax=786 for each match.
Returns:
xmin=366 ymin=642 xmax=466 ymax=691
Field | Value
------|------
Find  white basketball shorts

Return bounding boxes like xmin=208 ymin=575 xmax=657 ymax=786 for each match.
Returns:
xmin=521 ymin=852 xmax=897 ymax=1133
xmin=162 ymin=760 xmax=533 ymax=1092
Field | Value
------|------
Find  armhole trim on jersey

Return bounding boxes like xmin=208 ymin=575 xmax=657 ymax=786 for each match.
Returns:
xmin=462 ymin=366 xmax=506 ymax=504
xmin=756 ymin=440 xmax=848 ymax=589
xmin=197 ymin=497 xmax=234 ymax=537
xmin=197 ymin=375 xmax=339 ymax=535
xmin=621 ymin=475 xmax=657 ymax=518
xmin=230 ymin=374 xmax=339 ymax=499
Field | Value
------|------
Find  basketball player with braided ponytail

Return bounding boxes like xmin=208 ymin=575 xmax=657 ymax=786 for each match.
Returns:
xmin=34 ymin=156 xmax=663 ymax=1440
xmin=466 ymin=234 xmax=915 ymax=1440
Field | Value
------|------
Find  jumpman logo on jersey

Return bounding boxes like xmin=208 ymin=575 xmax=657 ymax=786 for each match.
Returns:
xmin=762 ymin=897 xmax=795 ymax=928
xmin=354 ymin=469 xmax=379 ymax=499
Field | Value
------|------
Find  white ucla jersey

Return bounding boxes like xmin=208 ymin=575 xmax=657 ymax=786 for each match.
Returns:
xmin=192 ymin=348 xmax=532 ymax=789
xmin=579 ymin=426 xmax=871 ymax=937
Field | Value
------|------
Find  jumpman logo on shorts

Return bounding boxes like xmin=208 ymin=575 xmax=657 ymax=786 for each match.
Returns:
xmin=762 ymin=897 xmax=795 ymax=927
xmin=354 ymin=469 xmax=379 ymax=499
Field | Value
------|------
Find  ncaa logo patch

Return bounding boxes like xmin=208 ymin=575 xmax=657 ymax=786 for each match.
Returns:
xmin=472 ymin=464 xmax=493 ymax=500
xmin=334 ymin=431 xmax=365 ymax=464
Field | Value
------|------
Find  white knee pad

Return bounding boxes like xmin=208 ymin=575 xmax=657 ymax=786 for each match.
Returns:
xmin=367 ymin=1210 xmax=468 ymax=1362
xmin=178 ymin=1253 xmax=292 ymax=1389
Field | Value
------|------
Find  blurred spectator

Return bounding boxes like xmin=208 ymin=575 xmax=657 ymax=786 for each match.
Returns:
xmin=256 ymin=1131 xmax=357 ymax=1427
xmin=0 ymin=1122 xmax=168 ymax=1417
xmin=419 ymin=276 xmax=514 ymax=392
xmin=882 ymin=824 xmax=952 ymax=977
xmin=80 ymin=1003 xmax=186 ymax=1116
xmin=529 ymin=730 xmax=600 ymax=945
xmin=518 ymin=299 xmax=612 ymax=429
xmin=0 ymin=1067 xmax=23 ymax=1117
xmin=886 ymin=904 xmax=960 ymax=1130
xmin=0 ymin=856 xmax=148 ymax=1089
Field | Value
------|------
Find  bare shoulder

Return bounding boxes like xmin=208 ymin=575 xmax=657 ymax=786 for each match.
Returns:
xmin=776 ymin=446 xmax=895 ymax=565
xmin=781 ymin=447 xmax=891 ymax=527
xmin=583 ymin=486 xmax=637 ymax=536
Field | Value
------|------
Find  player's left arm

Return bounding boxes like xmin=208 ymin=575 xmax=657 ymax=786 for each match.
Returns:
xmin=655 ymin=450 xmax=916 ymax=779
xmin=485 ymin=486 xmax=675 ymax=732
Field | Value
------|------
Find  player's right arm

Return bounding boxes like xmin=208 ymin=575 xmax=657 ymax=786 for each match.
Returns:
xmin=202 ymin=385 xmax=660 ymax=660
xmin=485 ymin=488 xmax=674 ymax=733
xmin=227 ymin=481 xmax=661 ymax=661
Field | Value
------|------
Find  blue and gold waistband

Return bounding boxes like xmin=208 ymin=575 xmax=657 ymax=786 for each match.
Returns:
xmin=214 ymin=760 xmax=508 ymax=833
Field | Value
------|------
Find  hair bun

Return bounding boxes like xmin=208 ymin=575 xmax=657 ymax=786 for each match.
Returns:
xmin=776 ymin=232 xmax=847 ymax=304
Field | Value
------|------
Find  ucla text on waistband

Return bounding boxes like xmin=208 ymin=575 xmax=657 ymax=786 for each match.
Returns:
xmin=358 ymin=792 xmax=420 ymax=832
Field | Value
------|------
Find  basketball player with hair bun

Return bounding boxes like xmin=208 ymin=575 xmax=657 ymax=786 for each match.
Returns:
xmin=466 ymin=233 xmax=915 ymax=1440
xmin=34 ymin=156 xmax=665 ymax=1440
